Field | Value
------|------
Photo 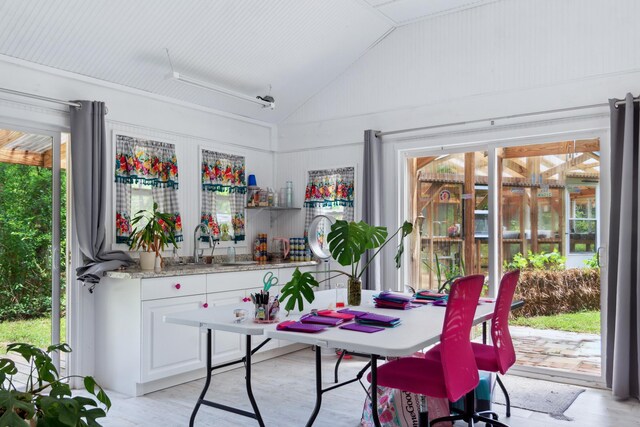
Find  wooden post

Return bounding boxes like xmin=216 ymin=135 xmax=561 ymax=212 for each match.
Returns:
xmin=408 ymin=158 xmax=420 ymax=288
xmin=528 ymin=157 xmax=540 ymax=254
xmin=464 ymin=152 xmax=476 ymax=274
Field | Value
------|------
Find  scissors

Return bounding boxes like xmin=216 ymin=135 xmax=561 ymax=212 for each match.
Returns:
xmin=263 ymin=271 xmax=278 ymax=292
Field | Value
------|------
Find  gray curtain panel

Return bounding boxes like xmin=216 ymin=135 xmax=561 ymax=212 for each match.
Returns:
xmin=70 ymin=101 xmax=133 ymax=286
xmin=362 ymin=130 xmax=382 ymax=290
xmin=607 ymin=93 xmax=640 ymax=399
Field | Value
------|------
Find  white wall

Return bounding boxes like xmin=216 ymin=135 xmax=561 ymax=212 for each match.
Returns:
xmin=276 ymin=0 xmax=635 ymax=288
xmin=0 ymin=56 xmax=277 ymax=378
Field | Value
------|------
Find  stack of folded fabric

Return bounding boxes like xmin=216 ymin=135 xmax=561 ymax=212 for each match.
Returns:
xmin=414 ymin=289 xmax=447 ymax=302
xmin=355 ymin=312 xmax=401 ymax=328
xmin=373 ymin=291 xmax=415 ymax=310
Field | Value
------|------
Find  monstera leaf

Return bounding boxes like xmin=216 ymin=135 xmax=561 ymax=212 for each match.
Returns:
xmin=279 ymin=268 xmax=319 ymax=314
xmin=0 ymin=390 xmax=35 ymax=426
xmin=327 ymin=221 xmax=368 ymax=267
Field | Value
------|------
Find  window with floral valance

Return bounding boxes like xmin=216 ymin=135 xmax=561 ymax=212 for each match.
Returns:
xmin=304 ymin=167 xmax=355 ymax=230
xmin=201 ymin=149 xmax=246 ymax=242
xmin=114 ymin=134 xmax=183 ymax=244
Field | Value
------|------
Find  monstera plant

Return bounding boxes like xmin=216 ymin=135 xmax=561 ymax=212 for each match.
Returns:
xmin=280 ymin=220 xmax=413 ymax=313
xmin=0 ymin=342 xmax=111 ymax=426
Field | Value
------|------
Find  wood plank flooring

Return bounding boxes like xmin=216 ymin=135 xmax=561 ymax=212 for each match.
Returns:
xmin=91 ymin=349 xmax=640 ymax=427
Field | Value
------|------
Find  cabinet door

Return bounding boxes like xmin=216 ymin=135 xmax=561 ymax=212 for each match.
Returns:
xmin=207 ymin=290 xmax=246 ymax=365
xmin=142 ymin=294 xmax=206 ymax=382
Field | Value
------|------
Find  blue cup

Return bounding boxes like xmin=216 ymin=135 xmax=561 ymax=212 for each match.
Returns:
xmin=248 ymin=174 xmax=257 ymax=186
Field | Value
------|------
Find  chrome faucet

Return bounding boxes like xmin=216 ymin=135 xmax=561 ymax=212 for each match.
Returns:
xmin=193 ymin=223 xmax=213 ymax=264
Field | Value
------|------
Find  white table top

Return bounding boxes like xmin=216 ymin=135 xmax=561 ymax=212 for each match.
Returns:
xmin=165 ymin=297 xmax=496 ymax=358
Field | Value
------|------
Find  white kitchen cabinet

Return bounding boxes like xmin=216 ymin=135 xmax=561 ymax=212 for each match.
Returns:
xmin=96 ymin=262 xmax=319 ymax=396
xmin=141 ymin=294 xmax=206 ymax=382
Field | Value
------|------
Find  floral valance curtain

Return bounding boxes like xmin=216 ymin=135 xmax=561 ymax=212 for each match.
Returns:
xmin=114 ymin=134 xmax=183 ymax=244
xmin=201 ymin=150 xmax=246 ymax=242
xmin=304 ymin=167 xmax=355 ymax=230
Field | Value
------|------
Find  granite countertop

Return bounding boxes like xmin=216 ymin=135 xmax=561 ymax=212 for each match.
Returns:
xmin=104 ymin=259 xmax=319 ymax=279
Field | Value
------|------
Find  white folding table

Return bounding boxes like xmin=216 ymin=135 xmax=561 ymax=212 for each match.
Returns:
xmin=165 ymin=299 xmax=498 ymax=427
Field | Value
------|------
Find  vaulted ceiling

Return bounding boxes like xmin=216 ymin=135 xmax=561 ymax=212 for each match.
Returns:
xmin=0 ymin=0 xmax=492 ymax=123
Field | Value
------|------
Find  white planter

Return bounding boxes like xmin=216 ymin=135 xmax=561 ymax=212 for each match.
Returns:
xmin=139 ymin=252 xmax=156 ymax=271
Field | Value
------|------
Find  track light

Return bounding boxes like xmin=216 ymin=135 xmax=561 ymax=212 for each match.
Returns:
xmin=165 ymin=48 xmax=275 ymax=110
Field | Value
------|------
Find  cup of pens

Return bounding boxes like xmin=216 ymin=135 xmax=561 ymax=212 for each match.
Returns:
xmin=252 ymin=271 xmax=280 ymax=323
xmin=252 ymin=291 xmax=279 ymax=323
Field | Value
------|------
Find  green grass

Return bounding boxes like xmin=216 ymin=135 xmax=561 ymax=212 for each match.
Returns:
xmin=512 ymin=310 xmax=600 ymax=334
xmin=0 ymin=317 xmax=66 ymax=352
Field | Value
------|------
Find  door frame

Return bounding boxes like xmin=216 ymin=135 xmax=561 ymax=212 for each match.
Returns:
xmin=0 ymin=120 xmax=64 ymax=371
xmin=395 ymin=119 xmax=609 ymax=385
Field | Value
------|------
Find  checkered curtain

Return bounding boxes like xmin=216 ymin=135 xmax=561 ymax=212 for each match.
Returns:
xmin=114 ymin=134 xmax=182 ymax=243
xmin=304 ymin=167 xmax=355 ymax=230
xmin=201 ymin=150 xmax=246 ymax=242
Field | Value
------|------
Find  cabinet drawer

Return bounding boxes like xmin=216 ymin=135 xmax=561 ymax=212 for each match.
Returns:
xmin=206 ymin=270 xmax=266 ymax=293
xmin=141 ymin=275 xmax=207 ymax=301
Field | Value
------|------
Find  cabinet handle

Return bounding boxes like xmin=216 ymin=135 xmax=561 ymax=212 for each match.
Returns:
xmin=203 ymin=303 xmax=209 ymax=308
xmin=174 ymin=283 xmax=181 ymax=290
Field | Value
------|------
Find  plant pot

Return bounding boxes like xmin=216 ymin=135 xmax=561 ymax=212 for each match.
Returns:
xmin=139 ymin=251 xmax=156 ymax=271
xmin=347 ymin=278 xmax=361 ymax=306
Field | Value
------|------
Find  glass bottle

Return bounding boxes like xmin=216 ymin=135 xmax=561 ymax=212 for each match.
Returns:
xmin=286 ymin=181 xmax=293 ymax=207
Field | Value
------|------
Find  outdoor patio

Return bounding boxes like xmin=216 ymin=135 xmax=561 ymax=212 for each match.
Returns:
xmin=511 ymin=326 xmax=601 ymax=376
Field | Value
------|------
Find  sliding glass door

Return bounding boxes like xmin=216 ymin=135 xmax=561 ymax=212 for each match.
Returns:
xmin=407 ymin=137 xmax=603 ymax=380
xmin=409 ymin=150 xmax=490 ymax=292
xmin=0 ymin=124 xmax=66 ymax=372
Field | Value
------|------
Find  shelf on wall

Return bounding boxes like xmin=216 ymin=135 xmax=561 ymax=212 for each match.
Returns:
xmin=245 ymin=206 xmax=302 ymax=227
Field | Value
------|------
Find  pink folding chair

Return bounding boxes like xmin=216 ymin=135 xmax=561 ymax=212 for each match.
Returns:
xmin=369 ymin=274 xmax=486 ymax=427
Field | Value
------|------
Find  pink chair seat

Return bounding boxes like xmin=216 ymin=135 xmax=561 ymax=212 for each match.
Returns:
xmin=368 ymin=357 xmax=448 ymax=398
xmin=425 ymin=342 xmax=501 ymax=373
xmin=471 ymin=342 xmax=502 ymax=372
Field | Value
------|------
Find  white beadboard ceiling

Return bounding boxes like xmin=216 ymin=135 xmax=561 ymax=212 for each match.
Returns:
xmin=0 ymin=0 xmax=492 ymax=123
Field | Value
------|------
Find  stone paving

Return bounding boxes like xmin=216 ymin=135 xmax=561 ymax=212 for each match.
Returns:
xmin=509 ymin=326 xmax=601 ymax=376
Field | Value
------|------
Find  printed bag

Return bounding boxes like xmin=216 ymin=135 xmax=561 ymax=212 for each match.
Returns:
xmin=360 ymin=386 xmax=452 ymax=427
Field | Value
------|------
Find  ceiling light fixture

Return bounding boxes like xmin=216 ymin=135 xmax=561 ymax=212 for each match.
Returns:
xmin=165 ymin=49 xmax=275 ymax=110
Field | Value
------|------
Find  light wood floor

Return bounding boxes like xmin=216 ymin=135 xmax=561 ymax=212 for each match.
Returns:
xmin=95 ymin=349 xmax=640 ymax=427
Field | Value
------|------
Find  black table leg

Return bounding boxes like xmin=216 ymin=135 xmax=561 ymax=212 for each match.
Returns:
xmin=189 ymin=329 xmax=212 ymax=427
xmin=245 ymin=335 xmax=265 ymax=427
xmin=370 ymin=355 xmax=381 ymax=427
xmin=189 ymin=330 xmax=267 ymax=426
xmin=305 ymin=346 xmax=323 ymax=427
xmin=483 ymin=321 xmax=487 ymax=344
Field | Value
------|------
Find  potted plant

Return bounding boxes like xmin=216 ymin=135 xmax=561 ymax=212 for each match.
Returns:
xmin=128 ymin=202 xmax=178 ymax=271
xmin=0 ymin=342 xmax=111 ymax=426
xmin=280 ymin=220 xmax=413 ymax=313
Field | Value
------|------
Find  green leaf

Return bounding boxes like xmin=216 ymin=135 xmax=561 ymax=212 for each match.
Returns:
xmin=0 ymin=389 xmax=35 ymax=425
xmin=359 ymin=222 xmax=388 ymax=250
xmin=327 ymin=221 xmax=367 ymax=266
xmin=279 ymin=269 xmax=319 ymax=314
xmin=0 ymin=358 xmax=18 ymax=376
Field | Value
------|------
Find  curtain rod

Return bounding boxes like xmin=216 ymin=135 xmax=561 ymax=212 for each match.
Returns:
xmin=0 ymin=87 xmax=109 ymax=114
xmin=376 ymin=98 xmax=639 ymax=138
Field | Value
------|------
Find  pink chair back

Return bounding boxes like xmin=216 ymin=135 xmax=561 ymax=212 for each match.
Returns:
xmin=491 ymin=269 xmax=520 ymax=374
xmin=439 ymin=274 xmax=485 ymax=402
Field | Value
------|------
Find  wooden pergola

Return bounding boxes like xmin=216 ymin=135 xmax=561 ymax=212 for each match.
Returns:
xmin=410 ymin=138 xmax=600 ymax=287
xmin=0 ymin=129 xmax=67 ymax=169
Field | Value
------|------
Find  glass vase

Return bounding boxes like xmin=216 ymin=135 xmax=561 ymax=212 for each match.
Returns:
xmin=347 ymin=277 xmax=362 ymax=306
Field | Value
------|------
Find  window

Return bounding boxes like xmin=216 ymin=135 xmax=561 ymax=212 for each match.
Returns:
xmin=568 ymin=185 xmax=597 ymax=254
xmin=200 ymin=149 xmax=246 ymax=243
xmin=114 ymin=134 xmax=182 ymax=245
xmin=303 ymin=167 xmax=355 ymax=249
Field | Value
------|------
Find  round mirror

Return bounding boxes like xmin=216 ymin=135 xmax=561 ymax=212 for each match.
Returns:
xmin=306 ymin=214 xmax=336 ymax=260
